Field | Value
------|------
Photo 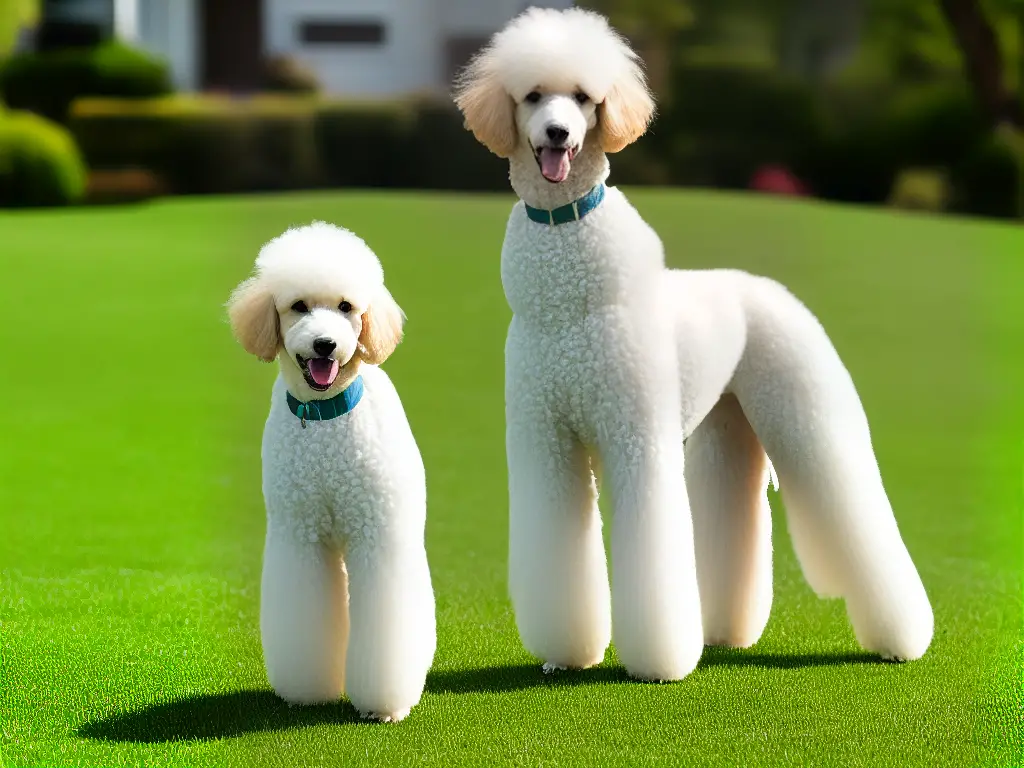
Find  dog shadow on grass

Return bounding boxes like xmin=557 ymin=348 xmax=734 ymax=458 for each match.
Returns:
xmin=77 ymin=689 xmax=368 ymax=743
xmin=429 ymin=648 xmax=885 ymax=695
xmin=77 ymin=649 xmax=881 ymax=743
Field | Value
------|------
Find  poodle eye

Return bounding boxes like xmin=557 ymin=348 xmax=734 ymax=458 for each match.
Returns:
xmin=524 ymin=91 xmax=541 ymax=104
xmin=291 ymin=300 xmax=309 ymax=314
xmin=574 ymin=91 xmax=590 ymax=105
xmin=338 ymin=300 xmax=353 ymax=314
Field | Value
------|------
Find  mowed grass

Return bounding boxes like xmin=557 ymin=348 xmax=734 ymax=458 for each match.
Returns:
xmin=0 ymin=189 xmax=1020 ymax=768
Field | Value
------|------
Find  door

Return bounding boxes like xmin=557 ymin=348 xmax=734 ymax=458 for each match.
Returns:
xmin=200 ymin=0 xmax=264 ymax=92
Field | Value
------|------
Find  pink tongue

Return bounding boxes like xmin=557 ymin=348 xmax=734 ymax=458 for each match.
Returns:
xmin=307 ymin=358 xmax=339 ymax=387
xmin=540 ymin=147 xmax=571 ymax=183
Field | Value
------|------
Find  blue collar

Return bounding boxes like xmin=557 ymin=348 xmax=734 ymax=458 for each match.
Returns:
xmin=524 ymin=184 xmax=605 ymax=226
xmin=286 ymin=375 xmax=364 ymax=428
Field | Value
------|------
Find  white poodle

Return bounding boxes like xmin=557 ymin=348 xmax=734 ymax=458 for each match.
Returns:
xmin=454 ymin=7 xmax=933 ymax=681
xmin=227 ymin=222 xmax=435 ymax=721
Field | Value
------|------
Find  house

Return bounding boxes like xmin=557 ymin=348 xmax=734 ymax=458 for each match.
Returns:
xmin=115 ymin=0 xmax=573 ymax=95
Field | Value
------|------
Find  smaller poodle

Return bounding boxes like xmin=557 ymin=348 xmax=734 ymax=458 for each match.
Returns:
xmin=227 ymin=222 xmax=435 ymax=722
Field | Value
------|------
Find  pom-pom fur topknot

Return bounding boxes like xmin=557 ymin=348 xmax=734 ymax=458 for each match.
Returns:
xmin=227 ymin=222 xmax=435 ymax=721
xmin=454 ymin=7 xmax=933 ymax=681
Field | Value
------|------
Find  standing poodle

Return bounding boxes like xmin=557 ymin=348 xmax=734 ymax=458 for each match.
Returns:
xmin=227 ymin=222 xmax=435 ymax=721
xmin=454 ymin=7 xmax=933 ymax=682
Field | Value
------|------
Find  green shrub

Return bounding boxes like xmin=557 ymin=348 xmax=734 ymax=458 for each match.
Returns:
xmin=316 ymin=99 xmax=508 ymax=191
xmin=0 ymin=42 xmax=172 ymax=123
xmin=656 ymin=64 xmax=826 ymax=188
xmin=887 ymin=168 xmax=951 ymax=212
xmin=606 ymin=142 xmax=673 ymax=187
xmin=0 ymin=110 xmax=87 ymax=207
xmin=949 ymin=129 xmax=1022 ymax=219
xmin=802 ymin=83 xmax=988 ymax=206
xmin=69 ymin=96 xmax=319 ymax=194
xmin=69 ymin=95 xmax=512 ymax=195
xmin=881 ymin=84 xmax=988 ymax=169
xmin=805 ymin=117 xmax=901 ymax=204
xmin=314 ymin=101 xmax=417 ymax=188
xmin=405 ymin=100 xmax=508 ymax=191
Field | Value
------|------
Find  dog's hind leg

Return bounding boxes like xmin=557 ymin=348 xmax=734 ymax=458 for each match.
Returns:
xmin=260 ymin=526 xmax=349 ymax=704
xmin=686 ymin=394 xmax=774 ymax=648
xmin=731 ymin=276 xmax=933 ymax=662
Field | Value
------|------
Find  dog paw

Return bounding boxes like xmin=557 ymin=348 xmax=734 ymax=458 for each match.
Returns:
xmin=541 ymin=662 xmax=568 ymax=675
xmin=359 ymin=707 xmax=411 ymax=723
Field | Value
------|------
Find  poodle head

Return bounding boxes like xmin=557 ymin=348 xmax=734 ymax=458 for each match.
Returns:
xmin=227 ymin=222 xmax=405 ymax=397
xmin=453 ymin=7 xmax=654 ymax=183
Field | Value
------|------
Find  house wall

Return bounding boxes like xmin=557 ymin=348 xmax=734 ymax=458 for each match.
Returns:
xmin=113 ymin=0 xmax=139 ymax=42
xmin=130 ymin=0 xmax=575 ymax=96
xmin=264 ymin=0 xmax=440 ymax=96
xmin=436 ymin=0 xmax=573 ymax=87
xmin=137 ymin=0 xmax=197 ymax=90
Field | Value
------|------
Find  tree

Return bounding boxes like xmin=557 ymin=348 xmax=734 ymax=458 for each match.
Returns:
xmin=938 ymin=0 xmax=1021 ymax=126
xmin=0 ymin=0 xmax=39 ymax=58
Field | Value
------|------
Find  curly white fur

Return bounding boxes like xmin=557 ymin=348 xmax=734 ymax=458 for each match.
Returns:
xmin=227 ymin=222 xmax=436 ymax=721
xmin=455 ymin=7 xmax=933 ymax=680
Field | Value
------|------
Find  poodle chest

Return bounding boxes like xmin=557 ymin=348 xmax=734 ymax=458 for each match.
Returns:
xmin=500 ymin=190 xmax=664 ymax=324
xmin=501 ymin=191 xmax=680 ymax=444
xmin=259 ymin=374 xmax=424 ymax=550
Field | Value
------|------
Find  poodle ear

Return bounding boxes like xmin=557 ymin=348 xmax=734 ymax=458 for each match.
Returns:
xmin=357 ymin=286 xmax=406 ymax=365
xmin=453 ymin=58 xmax=517 ymax=158
xmin=227 ymin=277 xmax=280 ymax=363
xmin=598 ymin=69 xmax=656 ymax=154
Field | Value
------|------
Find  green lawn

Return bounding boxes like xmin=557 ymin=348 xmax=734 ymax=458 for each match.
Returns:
xmin=0 ymin=189 xmax=1020 ymax=768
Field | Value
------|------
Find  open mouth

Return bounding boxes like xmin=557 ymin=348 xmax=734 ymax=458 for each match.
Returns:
xmin=534 ymin=144 xmax=578 ymax=184
xmin=297 ymin=354 xmax=340 ymax=392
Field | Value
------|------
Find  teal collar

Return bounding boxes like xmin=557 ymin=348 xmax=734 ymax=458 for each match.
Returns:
xmin=524 ymin=184 xmax=605 ymax=226
xmin=286 ymin=375 xmax=364 ymax=428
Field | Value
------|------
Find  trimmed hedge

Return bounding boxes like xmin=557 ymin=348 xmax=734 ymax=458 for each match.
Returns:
xmin=0 ymin=110 xmax=87 ymax=207
xmin=64 ymin=80 xmax=1020 ymax=219
xmin=69 ymin=95 xmax=509 ymax=194
xmin=315 ymin=101 xmax=418 ymax=188
xmin=0 ymin=42 xmax=172 ymax=123
xmin=405 ymin=100 xmax=509 ymax=191
xmin=70 ymin=96 xmax=319 ymax=194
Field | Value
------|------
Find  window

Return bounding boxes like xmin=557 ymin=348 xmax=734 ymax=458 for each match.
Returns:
xmin=299 ymin=20 xmax=386 ymax=45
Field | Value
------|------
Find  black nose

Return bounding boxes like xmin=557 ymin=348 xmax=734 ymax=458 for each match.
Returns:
xmin=313 ymin=338 xmax=336 ymax=357
xmin=546 ymin=125 xmax=569 ymax=143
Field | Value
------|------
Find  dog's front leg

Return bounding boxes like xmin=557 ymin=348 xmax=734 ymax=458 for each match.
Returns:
xmin=260 ymin=524 xmax=349 ymax=705
xmin=602 ymin=414 xmax=704 ymax=682
xmin=505 ymin=318 xmax=612 ymax=672
xmin=507 ymin=411 xmax=612 ymax=672
xmin=343 ymin=533 xmax=436 ymax=722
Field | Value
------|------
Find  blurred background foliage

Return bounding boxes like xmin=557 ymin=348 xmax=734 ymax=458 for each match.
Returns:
xmin=0 ymin=0 xmax=37 ymax=57
xmin=0 ymin=0 xmax=1020 ymax=217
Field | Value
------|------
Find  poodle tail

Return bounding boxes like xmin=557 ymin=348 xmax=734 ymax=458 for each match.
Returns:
xmin=728 ymin=275 xmax=933 ymax=661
